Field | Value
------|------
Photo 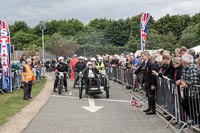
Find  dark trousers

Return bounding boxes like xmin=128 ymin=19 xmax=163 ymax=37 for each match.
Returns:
xmin=54 ymin=74 xmax=67 ymax=88
xmin=146 ymin=85 xmax=156 ymax=111
xmin=182 ymin=96 xmax=200 ymax=125
xmin=23 ymin=81 xmax=32 ymax=99
xmin=73 ymin=72 xmax=79 ymax=87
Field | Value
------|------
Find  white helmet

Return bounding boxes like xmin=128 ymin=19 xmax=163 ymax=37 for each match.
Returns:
xmin=84 ymin=57 xmax=88 ymax=61
xmin=58 ymin=56 xmax=64 ymax=60
xmin=79 ymin=56 xmax=84 ymax=60
xmin=87 ymin=61 xmax=92 ymax=66
xmin=98 ymin=57 xmax=103 ymax=60
xmin=90 ymin=57 xmax=96 ymax=62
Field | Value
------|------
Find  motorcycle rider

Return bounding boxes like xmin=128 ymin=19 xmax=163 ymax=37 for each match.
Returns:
xmin=73 ymin=56 xmax=87 ymax=88
xmin=96 ymin=56 xmax=106 ymax=74
xmin=82 ymin=61 xmax=100 ymax=90
xmin=53 ymin=56 xmax=68 ymax=92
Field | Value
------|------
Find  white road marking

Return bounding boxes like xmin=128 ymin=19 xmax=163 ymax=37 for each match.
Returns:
xmin=51 ymin=95 xmax=130 ymax=103
xmin=82 ymin=98 xmax=104 ymax=113
xmin=68 ymin=92 xmax=73 ymax=95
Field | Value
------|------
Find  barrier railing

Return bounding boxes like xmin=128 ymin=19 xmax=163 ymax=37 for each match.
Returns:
xmin=0 ymin=67 xmax=43 ymax=93
xmin=107 ymin=66 xmax=200 ymax=132
xmin=12 ymin=70 xmax=22 ymax=90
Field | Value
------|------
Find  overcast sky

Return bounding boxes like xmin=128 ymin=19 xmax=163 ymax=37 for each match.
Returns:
xmin=1 ymin=0 xmax=200 ymax=27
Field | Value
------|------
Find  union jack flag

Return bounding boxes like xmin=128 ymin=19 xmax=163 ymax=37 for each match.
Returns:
xmin=140 ymin=12 xmax=151 ymax=51
xmin=130 ymin=96 xmax=142 ymax=108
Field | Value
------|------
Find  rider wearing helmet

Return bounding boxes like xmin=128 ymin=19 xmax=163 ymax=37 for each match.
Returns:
xmin=90 ymin=57 xmax=97 ymax=68
xmin=53 ymin=56 xmax=68 ymax=92
xmin=73 ymin=56 xmax=87 ymax=88
xmin=82 ymin=61 xmax=100 ymax=90
xmin=96 ymin=56 xmax=106 ymax=72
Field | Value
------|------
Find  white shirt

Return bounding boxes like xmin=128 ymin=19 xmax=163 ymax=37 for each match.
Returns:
xmin=88 ymin=69 xmax=95 ymax=78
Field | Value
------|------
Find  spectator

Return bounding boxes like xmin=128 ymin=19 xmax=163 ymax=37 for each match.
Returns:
xmin=152 ymin=52 xmax=174 ymax=79
xmin=125 ymin=55 xmax=132 ymax=69
xmin=180 ymin=46 xmax=187 ymax=56
xmin=134 ymin=51 xmax=157 ymax=115
xmin=187 ymin=48 xmax=196 ymax=61
xmin=131 ymin=54 xmax=140 ymax=70
xmin=22 ymin=58 xmax=36 ymax=100
xmin=20 ymin=54 xmax=26 ymax=65
xmin=154 ymin=55 xmax=163 ymax=73
xmin=176 ymin=53 xmax=200 ymax=124
xmin=174 ymin=48 xmax=181 ymax=57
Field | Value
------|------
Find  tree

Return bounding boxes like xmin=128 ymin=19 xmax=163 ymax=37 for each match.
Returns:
xmin=126 ymin=35 xmax=140 ymax=52
xmin=88 ymin=18 xmax=111 ymax=30
xmin=9 ymin=21 xmax=30 ymax=37
xmin=104 ymin=19 xmax=131 ymax=46
xmin=58 ymin=19 xmax=84 ymax=36
xmin=179 ymin=23 xmax=200 ymax=48
xmin=146 ymin=29 xmax=178 ymax=52
xmin=155 ymin=14 xmax=191 ymax=40
xmin=49 ymin=33 xmax=79 ymax=57
xmin=11 ymin=31 xmax=38 ymax=50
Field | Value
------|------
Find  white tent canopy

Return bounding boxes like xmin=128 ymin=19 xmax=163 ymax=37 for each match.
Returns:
xmin=191 ymin=45 xmax=200 ymax=53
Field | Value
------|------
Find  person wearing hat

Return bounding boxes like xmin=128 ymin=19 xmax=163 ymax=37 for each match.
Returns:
xmin=70 ymin=54 xmax=79 ymax=80
xmin=73 ymin=56 xmax=87 ymax=88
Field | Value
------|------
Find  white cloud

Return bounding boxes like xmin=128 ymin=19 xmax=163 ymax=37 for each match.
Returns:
xmin=0 ymin=0 xmax=199 ymax=27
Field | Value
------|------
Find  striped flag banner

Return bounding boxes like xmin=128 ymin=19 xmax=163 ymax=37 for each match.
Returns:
xmin=140 ymin=12 xmax=151 ymax=51
xmin=0 ymin=20 xmax=12 ymax=92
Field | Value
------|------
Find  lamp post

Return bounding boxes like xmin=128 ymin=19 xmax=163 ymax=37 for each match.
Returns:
xmin=39 ymin=21 xmax=46 ymax=78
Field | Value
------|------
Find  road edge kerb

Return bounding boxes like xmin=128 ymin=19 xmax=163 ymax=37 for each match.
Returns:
xmin=0 ymin=74 xmax=53 ymax=133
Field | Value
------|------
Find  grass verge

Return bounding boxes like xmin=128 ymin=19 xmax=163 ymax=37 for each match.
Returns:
xmin=0 ymin=78 xmax=46 ymax=125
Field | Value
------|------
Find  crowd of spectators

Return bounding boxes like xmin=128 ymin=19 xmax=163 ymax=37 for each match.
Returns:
xmin=95 ymin=46 xmax=200 ymax=127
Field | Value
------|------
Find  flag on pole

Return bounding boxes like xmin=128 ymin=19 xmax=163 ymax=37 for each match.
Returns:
xmin=140 ymin=12 xmax=151 ymax=51
xmin=0 ymin=20 xmax=12 ymax=92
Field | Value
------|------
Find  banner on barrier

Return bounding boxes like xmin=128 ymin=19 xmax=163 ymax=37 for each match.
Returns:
xmin=140 ymin=12 xmax=151 ymax=51
xmin=0 ymin=20 xmax=12 ymax=92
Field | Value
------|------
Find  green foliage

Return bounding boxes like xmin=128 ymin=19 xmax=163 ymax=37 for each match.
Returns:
xmin=11 ymin=31 xmax=38 ymax=50
xmin=48 ymin=33 xmax=79 ymax=57
xmin=9 ymin=21 xmax=30 ymax=37
xmin=58 ymin=19 xmax=84 ymax=36
xmin=179 ymin=23 xmax=200 ymax=48
xmin=0 ymin=79 xmax=46 ymax=125
xmin=155 ymin=14 xmax=191 ymax=40
xmin=88 ymin=18 xmax=111 ymax=30
xmin=9 ymin=12 xmax=200 ymax=56
xmin=126 ymin=31 xmax=140 ymax=52
xmin=146 ymin=29 xmax=178 ymax=52
xmin=104 ymin=19 xmax=131 ymax=46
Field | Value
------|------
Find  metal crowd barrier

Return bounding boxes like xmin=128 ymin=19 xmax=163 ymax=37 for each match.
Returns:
xmin=12 ymin=70 xmax=22 ymax=90
xmin=0 ymin=67 xmax=43 ymax=93
xmin=107 ymin=66 xmax=200 ymax=132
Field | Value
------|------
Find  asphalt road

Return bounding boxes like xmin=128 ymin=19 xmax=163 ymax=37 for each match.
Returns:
xmin=22 ymin=77 xmax=174 ymax=133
